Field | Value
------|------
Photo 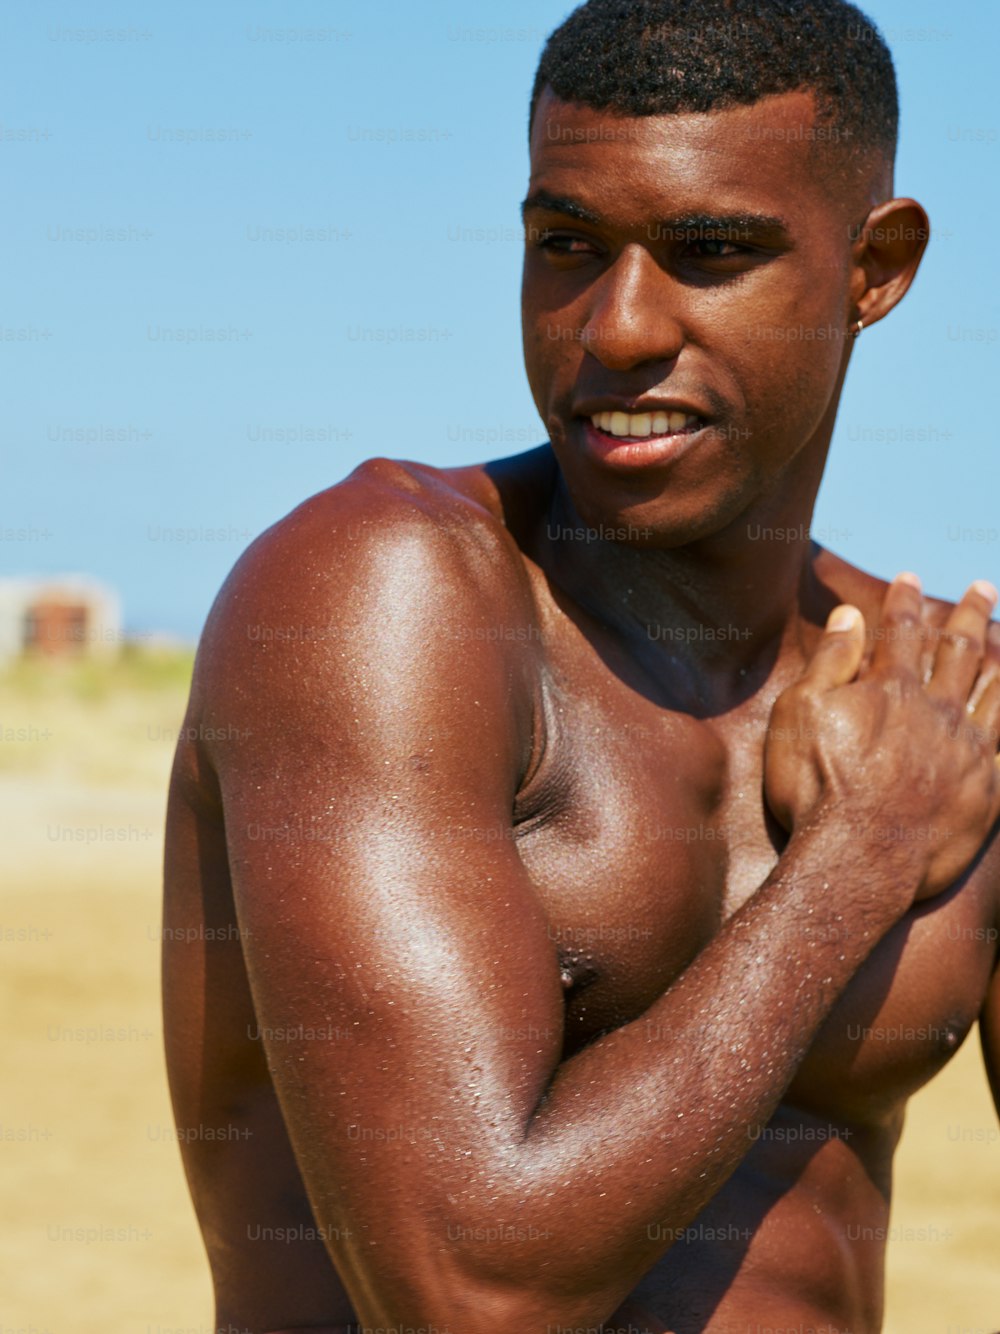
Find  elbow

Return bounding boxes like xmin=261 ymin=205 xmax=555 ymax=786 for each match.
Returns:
xmin=346 ymin=1210 xmax=626 ymax=1331
xmin=422 ymin=1260 xmax=624 ymax=1334
xmin=416 ymin=1287 xmax=606 ymax=1334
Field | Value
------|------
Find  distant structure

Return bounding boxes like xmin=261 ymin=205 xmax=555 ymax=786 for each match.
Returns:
xmin=0 ymin=576 xmax=122 ymax=663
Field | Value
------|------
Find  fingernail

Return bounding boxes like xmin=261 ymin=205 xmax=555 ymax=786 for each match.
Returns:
xmin=972 ymin=579 xmax=999 ymax=606
xmin=896 ymin=571 xmax=922 ymax=591
xmin=827 ymin=605 xmax=860 ymax=632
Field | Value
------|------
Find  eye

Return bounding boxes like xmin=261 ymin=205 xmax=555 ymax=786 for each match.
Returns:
xmin=531 ymin=229 xmax=599 ymax=256
xmin=683 ymin=236 xmax=746 ymax=259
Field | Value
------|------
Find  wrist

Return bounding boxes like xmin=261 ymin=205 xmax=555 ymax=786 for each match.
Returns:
xmin=785 ymin=801 xmax=923 ymax=919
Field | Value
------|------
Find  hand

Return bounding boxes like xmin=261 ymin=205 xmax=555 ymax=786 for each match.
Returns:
xmin=764 ymin=573 xmax=1000 ymax=904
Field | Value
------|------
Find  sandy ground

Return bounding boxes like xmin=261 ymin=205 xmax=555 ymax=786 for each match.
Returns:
xmin=1 ymin=656 xmax=998 ymax=1333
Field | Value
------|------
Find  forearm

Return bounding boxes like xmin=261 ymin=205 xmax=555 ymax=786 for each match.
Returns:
xmin=440 ymin=816 xmax=914 ymax=1322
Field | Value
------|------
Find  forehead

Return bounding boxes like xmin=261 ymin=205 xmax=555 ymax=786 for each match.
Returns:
xmin=528 ymin=87 xmax=847 ymax=224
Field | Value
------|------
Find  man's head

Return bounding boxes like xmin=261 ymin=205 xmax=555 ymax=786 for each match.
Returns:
xmin=520 ymin=0 xmax=927 ymax=549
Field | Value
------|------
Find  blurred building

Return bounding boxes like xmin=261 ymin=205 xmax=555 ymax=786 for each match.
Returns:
xmin=0 ymin=576 xmax=122 ymax=663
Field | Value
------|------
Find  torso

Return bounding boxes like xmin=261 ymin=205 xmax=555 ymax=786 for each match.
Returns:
xmin=163 ymin=448 xmax=1000 ymax=1334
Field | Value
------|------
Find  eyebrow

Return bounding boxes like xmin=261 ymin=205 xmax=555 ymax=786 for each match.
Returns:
xmin=520 ymin=190 xmax=603 ymax=225
xmin=519 ymin=190 xmax=791 ymax=240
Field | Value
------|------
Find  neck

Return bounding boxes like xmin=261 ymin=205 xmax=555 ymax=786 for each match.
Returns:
xmin=539 ymin=442 xmax=835 ymax=707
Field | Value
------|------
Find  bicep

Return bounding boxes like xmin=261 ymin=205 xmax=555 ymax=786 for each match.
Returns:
xmin=224 ymin=760 xmax=566 ymax=1143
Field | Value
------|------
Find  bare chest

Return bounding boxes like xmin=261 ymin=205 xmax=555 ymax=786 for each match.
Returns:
xmin=514 ymin=647 xmax=1000 ymax=1122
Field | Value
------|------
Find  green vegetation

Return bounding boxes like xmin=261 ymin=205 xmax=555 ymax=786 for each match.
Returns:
xmin=0 ymin=645 xmax=195 ymax=784
xmin=0 ymin=644 xmax=195 ymax=702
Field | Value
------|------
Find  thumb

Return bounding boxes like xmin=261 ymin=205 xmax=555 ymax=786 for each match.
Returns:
xmin=801 ymin=605 xmax=866 ymax=690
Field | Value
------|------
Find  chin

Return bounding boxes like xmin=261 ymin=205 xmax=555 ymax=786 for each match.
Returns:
xmin=556 ymin=471 xmax=753 ymax=552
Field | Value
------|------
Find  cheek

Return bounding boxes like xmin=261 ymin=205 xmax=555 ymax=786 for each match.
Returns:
xmin=734 ymin=245 xmax=850 ymax=341
xmin=520 ymin=320 xmax=552 ymax=406
xmin=724 ymin=279 xmax=850 ymax=425
xmin=521 ymin=309 xmax=582 ymax=403
xmin=735 ymin=351 xmax=843 ymax=479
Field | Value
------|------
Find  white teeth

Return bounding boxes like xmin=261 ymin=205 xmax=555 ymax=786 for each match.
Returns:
xmin=590 ymin=409 xmax=699 ymax=438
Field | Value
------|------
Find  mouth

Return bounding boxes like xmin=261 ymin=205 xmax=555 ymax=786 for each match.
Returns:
xmin=579 ymin=409 xmax=709 ymax=471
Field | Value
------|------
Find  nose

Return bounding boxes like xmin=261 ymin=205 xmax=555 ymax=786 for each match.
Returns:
xmin=581 ymin=244 xmax=685 ymax=371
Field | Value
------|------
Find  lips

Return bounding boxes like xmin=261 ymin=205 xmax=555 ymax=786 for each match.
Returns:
xmin=578 ymin=415 xmax=709 ymax=471
xmin=560 ymin=394 xmax=715 ymax=472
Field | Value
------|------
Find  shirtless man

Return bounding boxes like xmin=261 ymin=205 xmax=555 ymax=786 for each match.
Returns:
xmin=161 ymin=1 xmax=1000 ymax=1330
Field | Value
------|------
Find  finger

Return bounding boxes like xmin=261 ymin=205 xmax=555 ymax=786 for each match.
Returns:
xmin=971 ymin=672 xmax=1000 ymax=750
xmin=927 ymin=581 xmax=999 ymax=703
xmin=870 ymin=572 xmax=926 ymax=677
xmin=800 ymin=604 xmax=866 ymax=690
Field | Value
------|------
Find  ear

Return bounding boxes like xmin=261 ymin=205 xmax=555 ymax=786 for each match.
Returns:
xmin=848 ymin=199 xmax=930 ymax=331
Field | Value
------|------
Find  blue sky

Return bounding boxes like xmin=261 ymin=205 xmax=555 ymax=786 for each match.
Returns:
xmin=4 ymin=0 xmax=998 ymax=640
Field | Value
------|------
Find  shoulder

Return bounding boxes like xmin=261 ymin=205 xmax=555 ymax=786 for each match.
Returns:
xmin=225 ymin=454 xmax=522 ymax=589
xmin=202 ymin=454 xmax=535 ymax=642
xmin=185 ymin=454 xmax=546 ymax=772
xmin=813 ymin=546 xmax=1000 ymax=668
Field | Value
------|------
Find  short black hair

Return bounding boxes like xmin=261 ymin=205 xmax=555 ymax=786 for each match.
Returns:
xmin=529 ymin=0 xmax=898 ymax=163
